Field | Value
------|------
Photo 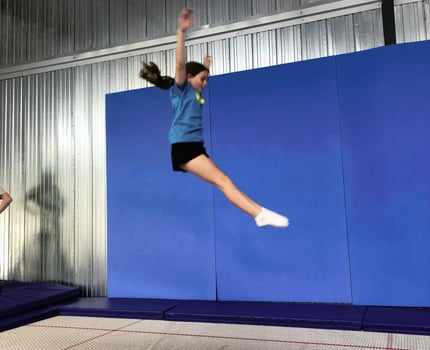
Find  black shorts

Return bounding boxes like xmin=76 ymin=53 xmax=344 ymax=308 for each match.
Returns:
xmin=171 ymin=142 xmax=209 ymax=172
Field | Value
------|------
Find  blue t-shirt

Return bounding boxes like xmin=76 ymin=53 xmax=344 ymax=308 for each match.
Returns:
xmin=168 ymin=81 xmax=204 ymax=143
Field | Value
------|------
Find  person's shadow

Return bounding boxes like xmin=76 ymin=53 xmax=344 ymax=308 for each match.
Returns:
xmin=21 ymin=171 xmax=72 ymax=283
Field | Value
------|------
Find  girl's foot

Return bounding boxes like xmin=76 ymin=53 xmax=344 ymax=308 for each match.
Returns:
xmin=255 ymin=207 xmax=289 ymax=228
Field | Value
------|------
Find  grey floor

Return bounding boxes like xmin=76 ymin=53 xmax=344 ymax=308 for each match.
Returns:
xmin=1 ymin=316 xmax=430 ymax=350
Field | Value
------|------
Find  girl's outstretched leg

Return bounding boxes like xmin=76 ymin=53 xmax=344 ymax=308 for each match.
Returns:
xmin=181 ymin=155 xmax=289 ymax=228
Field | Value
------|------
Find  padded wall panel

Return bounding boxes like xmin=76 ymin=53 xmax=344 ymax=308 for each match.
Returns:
xmin=106 ymin=88 xmax=216 ymax=299
xmin=337 ymin=41 xmax=430 ymax=306
xmin=209 ymin=59 xmax=351 ymax=302
xmin=106 ymin=41 xmax=430 ymax=306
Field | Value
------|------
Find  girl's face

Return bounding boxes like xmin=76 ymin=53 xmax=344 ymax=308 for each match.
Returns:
xmin=188 ymin=70 xmax=209 ymax=92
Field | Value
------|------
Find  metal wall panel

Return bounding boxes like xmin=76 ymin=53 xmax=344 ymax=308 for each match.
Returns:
xmin=0 ymin=65 xmax=107 ymax=295
xmin=146 ymin=0 xmax=167 ymax=37
xmin=354 ymin=7 xmax=385 ymax=51
xmin=395 ymin=0 xmax=430 ymax=43
xmin=0 ymin=0 xmax=426 ymax=296
xmin=72 ymin=64 xmax=108 ymax=296
xmin=127 ymin=0 xmax=147 ymax=41
xmin=2 ymin=0 xmax=426 ymax=67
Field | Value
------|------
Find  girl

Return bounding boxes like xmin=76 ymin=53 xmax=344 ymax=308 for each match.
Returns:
xmin=140 ymin=8 xmax=289 ymax=228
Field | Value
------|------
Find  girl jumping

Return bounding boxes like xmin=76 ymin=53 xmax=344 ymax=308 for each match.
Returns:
xmin=140 ymin=8 xmax=289 ymax=228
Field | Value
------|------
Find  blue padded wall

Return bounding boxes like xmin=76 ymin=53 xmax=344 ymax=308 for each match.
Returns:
xmin=336 ymin=41 xmax=430 ymax=306
xmin=106 ymin=40 xmax=430 ymax=306
xmin=106 ymin=88 xmax=216 ymax=299
xmin=209 ymin=59 xmax=351 ymax=302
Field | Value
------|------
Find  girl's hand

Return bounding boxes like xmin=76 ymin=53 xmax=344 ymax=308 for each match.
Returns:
xmin=178 ymin=8 xmax=194 ymax=33
xmin=203 ymin=55 xmax=212 ymax=69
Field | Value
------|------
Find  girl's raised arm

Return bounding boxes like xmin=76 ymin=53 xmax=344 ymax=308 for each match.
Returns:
xmin=175 ymin=8 xmax=194 ymax=86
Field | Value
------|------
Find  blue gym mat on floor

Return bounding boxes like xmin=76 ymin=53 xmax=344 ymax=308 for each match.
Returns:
xmin=2 ymin=282 xmax=430 ymax=336
xmin=164 ymin=300 xmax=366 ymax=330
xmin=363 ymin=306 xmax=430 ymax=336
xmin=0 ymin=281 xmax=80 ymax=331
xmin=59 ymin=297 xmax=430 ymax=336
xmin=59 ymin=297 xmax=181 ymax=320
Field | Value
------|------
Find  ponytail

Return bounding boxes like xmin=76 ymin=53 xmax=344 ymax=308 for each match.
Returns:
xmin=140 ymin=62 xmax=174 ymax=90
xmin=140 ymin=61 xmax=209 ymax=90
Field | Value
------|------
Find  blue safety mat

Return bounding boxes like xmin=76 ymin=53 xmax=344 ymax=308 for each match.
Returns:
xmin=0 ymin=282 xmax=80 ymax=331
xmin=364 ymin=306 xmax=430 ymax=335
xmin=164 ymin=300 xmax=365 ymax=330
xmin=4 ymin=289 xmax=430 ymax=336
xmin=59 ymin=297 xmax=430 ymax=335
xmin=60 ymin=297 xmax=182 ymax=320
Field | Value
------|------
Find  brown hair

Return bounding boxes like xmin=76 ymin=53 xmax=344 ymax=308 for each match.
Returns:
xmin=140 ymin=61 xmax=208 ymax=90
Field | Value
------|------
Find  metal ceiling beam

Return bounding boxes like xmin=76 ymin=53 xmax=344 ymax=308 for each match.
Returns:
xmin=382 ymin=0 xmax=397 ymax=44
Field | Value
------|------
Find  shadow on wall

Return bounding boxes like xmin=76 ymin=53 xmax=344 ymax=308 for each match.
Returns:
xmin=12 ymin=171 xmax=73 ymax=284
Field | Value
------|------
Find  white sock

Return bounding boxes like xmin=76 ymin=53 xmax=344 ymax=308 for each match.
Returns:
xmin=255 ymin=207 xmax=289 ymax=228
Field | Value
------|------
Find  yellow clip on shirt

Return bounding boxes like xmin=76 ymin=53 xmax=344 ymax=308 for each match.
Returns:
xmin=195 ymin=92 xmax=205 ymax=104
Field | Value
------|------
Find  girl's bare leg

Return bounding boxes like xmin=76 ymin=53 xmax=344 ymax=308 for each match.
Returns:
xmin=182 ymin=155 xmax=261 ymax=217
xmin=181 ymin=155 xmax=289 ymax=227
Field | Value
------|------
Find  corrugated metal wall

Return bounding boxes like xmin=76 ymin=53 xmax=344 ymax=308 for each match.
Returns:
xmin=0 ymin=0 xmax=428 ymax=296
xmin=395 ymin=0 xmax=430 ymax=42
